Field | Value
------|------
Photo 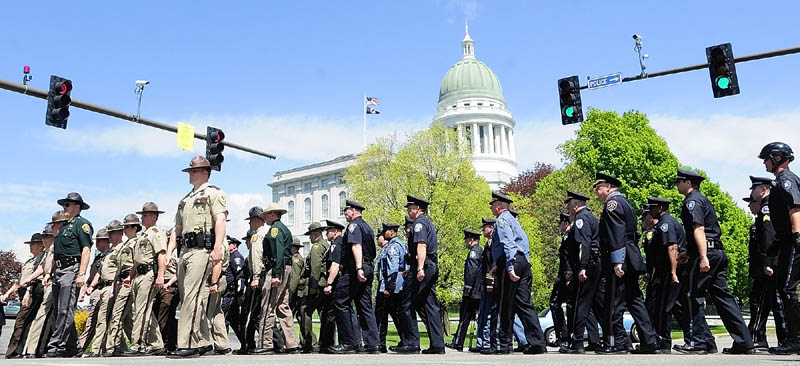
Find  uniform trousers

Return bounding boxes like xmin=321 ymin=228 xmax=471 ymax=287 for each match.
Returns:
xmin=222 ymin=293 xmax=245 ymax=347
xmin=5 ymin=286 xmax=42 ymax=358
xmin=603 ymin=266 xmax=658 ymax=349
xmin=153 ymin=283 xmax=178 ymax=351
xmin=375 ymin=291 xmax=403 ymax=348
xmin=77 ymin=288 xmax=102 ymax=353
xmin=650 ymin=269 xmax=688 ymax=348
xmin=398 ymin=260 xmax=445 ymax=349
xmin=105 ymin=278 xmax=133 ymax=352
xmin=259 ymin=268 xmax=299 ymax=350
xmin=206 ymin=276 xmax=230 ymax=349
xmin=571 ymin=260 xmax=605 ymax=347
xmin=776 ymin=240 xmax=800 ymax=343
xmin=46 ymin=263 xmax=80 ymax=356
xmin=130 ymin=270 xmax=163 ymax=351
xmin=495 ymin=254 xmax=546 ymax=351
xmin=176 ymin=248 xmax=211 ymax=349
xmin=549 ymin=277 xmax=571 ymax=344
xmin=291 ymin=294 xmax=315 ymax=350
xmin=89 ymin=286 xmax=114 ymax=355
xmin=748 ymin=275 xmax=788 ymax=346
xmin=22 ymin=283 xmax=51 ymax=356
xmin=334 ymin=265 xmax=379 ymax=348
xmin=452 ymin=297 xmax=480 ymax=347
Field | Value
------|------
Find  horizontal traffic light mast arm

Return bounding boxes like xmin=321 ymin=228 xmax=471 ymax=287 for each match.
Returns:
xmin=0 ymin=78 xmax=276 ymax=160
xmin=579 ymin=45 xmax=800 ymax=90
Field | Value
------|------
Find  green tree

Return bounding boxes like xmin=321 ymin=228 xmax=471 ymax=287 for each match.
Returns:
xmin=344 ymin=123 xmax=492 ymax=305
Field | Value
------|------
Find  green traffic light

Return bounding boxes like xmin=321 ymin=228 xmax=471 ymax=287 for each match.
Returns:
xmin=716 ymin=76 xmax=731 ymax=89
xmin=564 ymin=106 xmax=575 ymax=117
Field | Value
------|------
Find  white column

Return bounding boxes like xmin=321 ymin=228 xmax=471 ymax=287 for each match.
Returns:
xmin=500 ymin=125 xmax=507 ymax=156
xmin=472 ymin=122 xmax=479 ymax=154
xmin=508 ymin=129 xmax=516 ymax=159
xmin=487 ymin=123 xmax=495 ymax=154
xmin=457 ymin=124 xmax=464 ymax=141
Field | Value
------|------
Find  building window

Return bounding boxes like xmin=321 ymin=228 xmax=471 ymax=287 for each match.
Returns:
xmin=321 ymin=195 xmax=329 ymax=218
xmin=321 ymin=179 xmax=329 ymax=189
xmin=337 ymin=176 xmax=345 ymax=185
xmin=339 ymin=192 xmax=347 ymax=215
xmin=287 ymin=186 xmax=295 ymax=196
xmin=303 ymin=182 xmax=312 ymax=192
xmin=463 ymin=103 xmax=470 ymax=107
xmin=288 ymin=201 xmax=295 ymax=222
xmin=304 ymin=198 xmax=312 ymax=222
xmin=477 ymin=102 xmax=483 ymax=106
xmin=478 ymin=125 xmax=485 ymax=153
xmin=493 ymin=126 xmax=501 ymax=153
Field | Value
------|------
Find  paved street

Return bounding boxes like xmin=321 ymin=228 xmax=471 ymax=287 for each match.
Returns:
xmin=2 ymin=320 xmax=798 ymax=365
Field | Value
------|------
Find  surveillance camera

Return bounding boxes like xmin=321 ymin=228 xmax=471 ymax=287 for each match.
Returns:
xmin=136 ymin=80 xmax=150 ymax=86
xmin=632 ymin=34 xmax=642 ymax=40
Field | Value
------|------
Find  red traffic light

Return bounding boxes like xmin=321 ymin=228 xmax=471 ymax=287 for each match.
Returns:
xmin=56 ymin=80 xmax=72 ymax=94
xmin=209 ymin=130 xmax=225 ymax=143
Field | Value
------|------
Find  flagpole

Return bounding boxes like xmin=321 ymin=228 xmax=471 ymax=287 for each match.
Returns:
xmin=363 ymin=92 xmax=367 ymax=151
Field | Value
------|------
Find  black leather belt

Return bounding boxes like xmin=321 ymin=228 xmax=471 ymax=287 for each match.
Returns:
xmin=118 ymin=270 xmax=131 ymax=280
xmin=707 ymin=239 xmax=724 ymax=250
xmin=136 ymin=264 xmax=152 ymax=274
xmin=101 ymin=280 xmax=114 ymax=287
xmin=55 ymin=256 xmax=80 ymax=269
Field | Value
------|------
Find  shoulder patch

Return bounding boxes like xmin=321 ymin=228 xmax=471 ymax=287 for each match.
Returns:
xmin=81 ymin=223 xmax=91 ymax=234
xmin=645 ymin=231 xmax=653 ymax=240
xmin=687 ymin=201 xmax=696 ymax=211
xmin=270 ymin=228 xmax=279 ymax=238
xmin=606 ymin=200 xmax=618 ymax=211
xmin=785 ymin=180 xmax=792 ymax=190
xmin=349 ymin=223 xmax=357 ymax=233
xmin=251 ymin=234 xmax=259 ymax=243
xmin=414 ymin=223 xmax=423 ymax=233
xmin=469 ymin=250 xmax=477 ymax=259
xmin=389 ymin=246 xmax=397 ymax=255
xmin=575 ymin=218 xmax=584 ymax=229
xmin=498 ymin=218 xmax=506 ymax=228
xmin=761 ymin=206 xmax=770 ymax=215
xmin=764 ymin=215 xmax=771 ymax=221
xmin=660 ymin=223 xmax=669 ymax=232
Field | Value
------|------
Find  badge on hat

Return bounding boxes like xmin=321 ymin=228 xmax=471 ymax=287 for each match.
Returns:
xmin=660 ymin=223 xmax=669 ymax=232
xmin=606 ymin=200 xmax=618 ymax=211
xmin=687 ymin=201 xmax=696 ymax=211
xmin=575 ymin=219 xmax=584 ymax=229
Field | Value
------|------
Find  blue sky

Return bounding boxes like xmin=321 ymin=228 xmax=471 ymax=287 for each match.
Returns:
xmin=2 ymin=1 xmax=799 ymax=258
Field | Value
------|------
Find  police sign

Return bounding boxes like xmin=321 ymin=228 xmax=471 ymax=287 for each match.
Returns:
xmin=588 ymin=72 xmax=622 ymax=90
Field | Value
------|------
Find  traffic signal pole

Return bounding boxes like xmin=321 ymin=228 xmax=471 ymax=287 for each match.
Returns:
xmin=0 ymin=78 xmax=277 ymax=160
xmin=579 ymin=45 xmax=800 ymax=90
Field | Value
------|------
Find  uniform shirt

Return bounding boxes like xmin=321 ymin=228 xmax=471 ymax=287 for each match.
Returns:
xmin=88 ymin=249 xmax=105 ymax=284
xmin=680 ymin=189 xmax=723 ymax=258
xmin=100 ymin=244 xmax=122 ymax=282
xmin=266 ymin=219 xmax=293 ymax=278
xmin=463 ymin=244 xmax=483 ymax=300
xmin=755 ymin=196 xmax=778 ymax=271
xmin=641 ymin=229 xmax=655 ymax=275
xmin=19 ymin=255 xmax=39 ymax=301
xmin=115 ymin=235 xmax=138 ymax=273
xmin=250 ymin=225 xmax=268 ymax=278
xmin=480 ymin=240 xmax=493 ymax=284
xmin=225 ymin=249 xmax=246 ymax=298
xmin=289 ymin=252 xmax=307 ymax=297
xmin=769 ymin=167 xmax=800 ymax=241
xmin=174 ymin=182 xmax=227 ymax=236
xmin=379 ymin=237 xmax=407 ymax=293
xmin=342 ymin=216 xmax=376 ymax=271
xmin=557 ymin=235 xmax=572 ymax=278
xmin=308 ymin=236 xmax=330 ymax=290
xmin=53 ymin=215 xmax=93 ymax=258
xmin=134 ymin=226 xmax=166 ymax=266
xmin=409 ymin=215 xmax=438 ymax=269
xmin=163 ymin=248 xmax=178 ymax=281
xmin=491 ymin=210 xmax=530 ymax=272
xmin=37 ymin=246 xmax=55 ymax=283
xmin=321 ymin=236 xmax=343 ymax=288
xmin=650 ymin=213 xmax=686 ymax=273
xmin=566 ymin=208 xmax=600 ymax=272
xmin=599 ymin=192 xmax=636 ymax=264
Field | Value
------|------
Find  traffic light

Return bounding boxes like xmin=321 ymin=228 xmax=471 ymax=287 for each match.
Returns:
xmin=45 ymin=75 xmax=72 ymax=129
xmin=558 ymin=75 xmax=583 ymax=125
xmin=205 ymin=126 xmax=225 ymax=171
xmin=706 ymin=43 xmax=740 ymax=98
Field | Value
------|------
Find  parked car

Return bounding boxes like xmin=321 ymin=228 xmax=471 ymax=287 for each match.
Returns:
xmin=4 ymin=300 xmax=20 ymax=319
xmin=539 ymin=307 xmax=639 ymax=346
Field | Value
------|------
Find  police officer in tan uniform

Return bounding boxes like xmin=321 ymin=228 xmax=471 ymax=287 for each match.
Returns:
xmin=154 ymin=243 xmax=179 ymax=352
xmin=76 ymin=227 xmax=110 ymax=356
xmin=239 ymin=206 xmax=269 ymax=354
xmin=3 ymin=234 xmax=45 ymax=358
xmin=205 ymin=239 xmax=231 ymax=354
xmin=123 ymin=203 xmax=167 ymax=356
xmin=88 ymin=220 xmax=124 ymax=357
xmin=166 ymin=156 xmax=227 ymax=358
xmin=21 ymin=217 xmax=62 ymax=358
xmin=105 ymin=215 xmax=140 ymax=356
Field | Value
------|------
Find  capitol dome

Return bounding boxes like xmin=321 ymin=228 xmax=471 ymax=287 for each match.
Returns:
xmin=438 ymin=57 xmax=504 ymax=102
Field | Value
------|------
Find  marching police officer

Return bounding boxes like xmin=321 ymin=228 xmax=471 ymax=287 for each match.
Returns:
xmin=4 ymin=233 xmax=45 ymax=358
xmin=488 ymin=191 xmax=547 ymax=355
xmin=154 ymin=238 xmax=179 ymax=352
xmin=758 ymin=142 xmax=800 ymax=354
xmin=76 ymin=227 xmax=110 ymax=356
xmin=593 ymin=173 xmax=658 ymax=354
xmin=395 ymin=196 xmax=445 ymax=354
xmin=239 ymin=207 xmax=268 ymax=354
xmin=646 ymin=197 xmax=687 ymax=353
xmin=560 ymin=191 xmax=602 ymax=354
xmin=289 ymin=238 xmax=314 ymax=352
xmin=105 ymin=214 xmax=140 ymax=356
xmin=321 ymin=219 xmax=346 ymax=353
xmin=88 ymin=220 xmax=125 ymax=357
xmin=332 ymin=200 xmax=379 ymax=353
xmin=447 ymin=228 xmax=483 ymax=351
xmin=305 ymin=222 xmax=330 ymax=351
xmin=376 ymin=223 xmax=407 ymax=353
xmin=124 ymin=203 xmax=166 ymax=356
xmin=550 ymin=213 xmax=573 ymax=350
xmin=223 ymin=236 xmax=246 ymax=348
xmin=166 ymin=156 xmax=228 ymax=358
xmin=674 ymin=169 xmax=753 ymax=354
xmin=473 ymin=218 xmax=498 ymax=353
xmin=206 ymin=232 xmax=231 ymax=355
xmin=258 ymin=202 xmax=299 ymax=353
xmin=46 ymin=192 xmax=94 ymax=358
xmin=22 ymin=220 xmax=59 ymax=358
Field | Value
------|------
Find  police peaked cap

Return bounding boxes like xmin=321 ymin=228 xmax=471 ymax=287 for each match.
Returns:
xmin=380 ymin=223 xmax=400 ymax=234
xmin=405 ymin=195 xmax=429 ymax=210
xmin=564 ymin=191 xmax=589 ymax=204
xmin=324 ymin=219 xmax=346 ymax=231
xmin=742 ymin=197 xmax=753 ymax=203
xmin=646 ymin=197 xmax=671 ymax=207
xmin=463 ymin=229 xmax=481 ymax=240
xmin=489 ymin=191 xmax=513 ymax=205
xmin=344 ymin=200 xmax=366 ymax=211
xmin=749 ymin=176 xmax=772 ymax=190
xmin=226 ymin=235 xmax=241 ymax=246
xmin=242 ymin=229 xmax=254 ymax=241
xmin=481 ymin=218 xmax=496 ymax=227
xmin=559 ymin=213 xmax=570 ymax=222
xmin=593 ymin=172 xmax=621 ymax=188
xmin=675 ymin=169 xmax=705 ymax=184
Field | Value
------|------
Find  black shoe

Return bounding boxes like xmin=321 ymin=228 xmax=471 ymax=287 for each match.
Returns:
xmin=444 ymin=343 xmax=461 ymax=351
xmin=392 ymin=345 xmax=421 ymax=354
xmin=480 ymin=348 xmax=495 ymax=355
xmin=722 ymin=345 xmax=753 ymax=355
xmin=198 ymin=345 xmax=213 ymax=356
xmin=214 ymin=348 xmax=231 ymax=355
xmin=250 ymin=348 xmax=271 ymax=354
xmin=388 ymin=345 xmax=398 ymax=352
xmin=584 ymin=343 xmax=599 ymax=352
xmin=768 ymin=342 xmax=800 ymax=355
xmin=559 ymin=345 xmax=584 ymax=354
xmin=318 ymin=346 xmax=335 ymax=354
xmin=523 ymin=346 xmax=547 ymax=355
xmin=8 ymin=354 xmax=23 ymax=359
xmin=468 ymin=346 xmax=482 ymax=353
xmin=233 ymin=348 xmax=249 ymax=355
xmin=595 ymin=346 xmax=628 ymax=354
xmin=332 ymin=344 xmax=356 ymax=354
xmin=494 ymin=348 xmax=513 ymax=354
xmin=101 ymin=352 xmax=115 ymax=357
xmin=278 ymin=347 xmax=300 ymax=354
xmin=706 ymin=344 xmax=718 ymax=354
xmin=379 ymin=346 xmax=388 ymax=353
xmin=356 ymin=346 xmax=380 ymax=354
xmin=166 ymin=348 xmax=199 ymax=358
xmin=753 ymin=341 xmax=768 ymax=351
xmin=673 ymin=344 xmax=707 ymax=355
xmin=421 ymin=347 xmax=445 ymax=354
xmin=631 ymin=344 xmax=658 ymax=354
xmin=122 ymin=350 xmax=144 ymax=357
xmin=43 ymin=352 xmax=60 ymax=358
xmin=514 ymin=344 xmax=530 ymax=353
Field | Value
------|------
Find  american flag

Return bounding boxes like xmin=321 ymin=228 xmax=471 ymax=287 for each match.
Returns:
xmin=366 ymin=96 xmax=380 ymax=106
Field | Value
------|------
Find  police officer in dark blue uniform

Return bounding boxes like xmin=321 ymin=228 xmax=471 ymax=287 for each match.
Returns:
xmin=447 ymin=228 xmax=483 ymax=351
xmin=744 ymin=176 xmax=788 ymax=351
xmin=223 ymin=236 xmax=246 ymax=348
xmin=394 ymin=195 xmax=445 ymax=354
xmin=560 ymin=191 xmax=603 ymax=354
xmin=550 ymin=213 xmax=573 ymax=350
xmin=646 ymin=197 xmax=688 ymax=353
xmin=472 ymin=218 xmax=498 ymax=353
xmin=759 ymin=142 xmax=800 ymax=354
xmin=593 ymin=173 xmax=658 ymax=354
xmin=674 ymin=169 xmax=753 ymax=354
xmin=332 ymin=200 xmax=379 ymax=354
xmin=488 ymin=191 xmax=547 ymax=355
xmin=376 ymin=223 xmax=407 ymax=353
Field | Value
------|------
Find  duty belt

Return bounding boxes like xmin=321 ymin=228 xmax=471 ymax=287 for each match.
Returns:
xmin=136 ymin=264 xmax=152 ymax=274
xmin=706 ymin=239 xmax=724 ymax=250
xmin=118 ymin=270 xmax=131 ymax=280
xmin=100 ymin=280 xmax=114 ymax=288
xmin=54 ymin=256 xmax=80 ymax=269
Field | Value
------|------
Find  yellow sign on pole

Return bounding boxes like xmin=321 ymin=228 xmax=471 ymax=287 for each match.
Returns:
xmin=177 ymin=123 xmax=195 ymax=151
